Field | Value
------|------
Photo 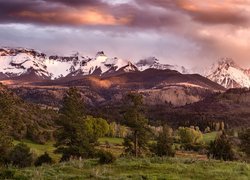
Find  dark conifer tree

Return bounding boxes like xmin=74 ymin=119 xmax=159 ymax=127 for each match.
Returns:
xmin=207 ymin=132 xmax=235 ymax=161
xmin=123 ymin=93 xmax=151 ymax=157
xmin=154 ymin=125 xmax=175 ymax=157
xmin=55 ymin=87 xmax=95 ymax=161
xmin=239 ymin=128 xmax=250 ymax=158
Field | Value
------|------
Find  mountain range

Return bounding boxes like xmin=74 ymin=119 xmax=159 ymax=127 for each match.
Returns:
xmin=0 ymin=47 xmax=250 ymax=90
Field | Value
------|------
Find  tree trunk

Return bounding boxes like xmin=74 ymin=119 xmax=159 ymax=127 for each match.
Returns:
xmin=134 ymin=131 xmax=138 ymax=157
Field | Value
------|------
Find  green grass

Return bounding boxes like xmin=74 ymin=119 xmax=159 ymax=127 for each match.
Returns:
xmin=98 ymin=137 xmax=124 ymax=145
xmin=13 ymin=140 xmax=60 ymax=162
xmin=9 ymin=157 xmax=250 ymax=180
xmin=14 ymin=134 xmax=217 ymax=162
xmin=13 ymin=137 xmax=124 ymax=162
xmin=9 ymin=136 xmax=250 ymax=179
xmin=203 ymin=132 xmax=218 ymax=144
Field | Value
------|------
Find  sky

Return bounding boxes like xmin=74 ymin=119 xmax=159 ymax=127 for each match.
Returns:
xmin=0 ymin=0 xmax=250 ymax=70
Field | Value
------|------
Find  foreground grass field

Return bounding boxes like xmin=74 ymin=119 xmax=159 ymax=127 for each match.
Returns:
xmin=10 ymin=157 xmax=249 ymax=180
xmin=9 ymin=133 xmax=249 ymax=179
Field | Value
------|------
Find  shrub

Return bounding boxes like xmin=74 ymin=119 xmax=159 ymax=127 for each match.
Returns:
xmin=34 ymin=152 xmax=53 ymax=166
xmin=239 ymin=128 xmax=250 ymax=158
xmin=0 ymin=169 xmax=15 ymax=179
xmin=177 ymin=126 xmax=204 ymax=151
xmin=98 ymin=151 xmax=116 ymax=164
xmin=153 ymin=125 xmax=175 ymax=157
xmin=207 ymin=132 xmax=235 ymax=161
xmin=8 ymin=143 xmax=33 ymax=168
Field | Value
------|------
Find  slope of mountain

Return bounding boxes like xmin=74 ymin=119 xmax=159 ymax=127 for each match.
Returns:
xmin=0 ymin=83 xmax=57 ymax=143
xmin=207 ymin=58 xmax=250 ymax=89
xmin=7 ymin=68 xmax=225 ymax=107
xmin=95 ymin=88 xmax=250 ymax=129
xmin=136 ymin=57 xmax=189 ymax=74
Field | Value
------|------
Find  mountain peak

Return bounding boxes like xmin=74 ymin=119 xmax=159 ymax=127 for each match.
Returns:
xmin=207 ymin=58 xmax=250 ymax=88
xmin=217 ymin=58 xmax=239 ymax=69
xmin=96 ymin=51 xmax=106 ymax=57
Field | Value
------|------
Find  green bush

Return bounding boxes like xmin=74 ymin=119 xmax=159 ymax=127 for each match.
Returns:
xmin=207 ymin=132 xmax=235 ymax=161
xmin=153 ymin=125 xmax=175 ymax=157
xmin=177 ymin=126 xmax=205 ymax=151
xmin=98 ymin=151 xmax=116 ymax=164
xmin=239 ymin=128 xmax=250 ymax=158
xmin=0 ymin=169 xmax=15 ymax=179
xmin=34 ymin=152 xmax=53 ymax=166
xmin=8 ymin=143 xmax=34 ymax=168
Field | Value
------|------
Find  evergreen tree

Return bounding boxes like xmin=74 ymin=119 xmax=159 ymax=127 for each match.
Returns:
xmin=55 ymin=87 xmax=95 ymax=161
xmin=8 ymin=143 xmax=33 ymax=168
xmin=207 ymin=132 xmax=235 ymax=161
xmin=122 ymin=93 xmax=151 ymax=157
xmin=154 ymin=125 xmax=175 ymax=157
xmin=239 ymin=128 xmax=250 ymax=158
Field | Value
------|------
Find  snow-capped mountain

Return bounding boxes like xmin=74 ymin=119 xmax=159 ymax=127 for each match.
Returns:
xmin=207 ymin=58 xmax=250 ymax=88
xmin=70 ymin=51 xmax=137 ymax=77
xmin=0 ymin=48 xmax=137 ymax=80
xmin=0 ymin=48 xmax=50 ymax=78
xmin=136 ymin=57 xmax=189 ymax=74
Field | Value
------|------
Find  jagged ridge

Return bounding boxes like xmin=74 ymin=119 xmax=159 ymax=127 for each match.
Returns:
xmin=0 ymin=48 xmax=137 ymax=80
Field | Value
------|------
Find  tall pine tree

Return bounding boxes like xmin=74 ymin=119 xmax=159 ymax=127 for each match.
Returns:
xmin=123 ymin=93 xmax=151 ymax=157
xmin=55 ymin=87 xmax=95 ymax=161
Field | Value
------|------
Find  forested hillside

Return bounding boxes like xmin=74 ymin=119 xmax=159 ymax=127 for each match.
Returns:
xmin=0 ymin=83 xmax=57 ymax=143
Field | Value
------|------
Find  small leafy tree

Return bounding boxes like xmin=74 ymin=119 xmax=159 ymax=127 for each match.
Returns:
xmin=177 ymin=126 xmax=204 ymax=150
xmin=85 ymin=116 xmax=109 ymax=141
xmin=239 ymin=128 xmax=250 ymax=158
xmin=8 ymin=143 xmax=33 ymax=168
xmin=123 ymin=93 xmax=151 ymax=157
xmin=109 ymin=122 xmax=117 ymax=137
xmin=207 ymin=132 xmax=235 ymax=161
xmin=35 ymin=152 xmax=53 ymax=166
xmin=154 ymin=125 xmax=175 ymax=157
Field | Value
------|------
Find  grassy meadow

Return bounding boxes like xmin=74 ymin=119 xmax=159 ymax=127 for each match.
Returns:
xmin=8 ymin=132 xmax=250 ymax=179
xmin=13 ymin=132 xmax=218 ymax=162
xmin=9 ymin=157 xmax=250 ymax=179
